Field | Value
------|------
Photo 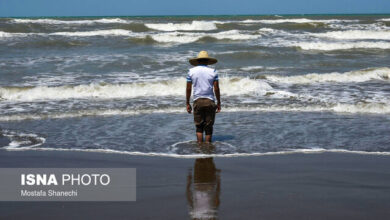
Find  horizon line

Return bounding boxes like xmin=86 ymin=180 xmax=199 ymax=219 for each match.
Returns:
xmin=1 ymin=13 xmax=390 ymax=18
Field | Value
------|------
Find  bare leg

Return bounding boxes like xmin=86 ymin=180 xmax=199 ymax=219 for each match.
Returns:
xmin=196 ymin=132 xmax=203 ymax=143
xmin=205 ymin=134 xmax=212 ymax=143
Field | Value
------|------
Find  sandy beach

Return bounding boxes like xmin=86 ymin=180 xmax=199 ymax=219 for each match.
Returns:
xmin=0 ymin=150 xmax=389 ymax=220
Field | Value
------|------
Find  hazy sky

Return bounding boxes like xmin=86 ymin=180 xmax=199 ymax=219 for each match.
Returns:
xmin=0 ymin=0 xmax=389 ymax=17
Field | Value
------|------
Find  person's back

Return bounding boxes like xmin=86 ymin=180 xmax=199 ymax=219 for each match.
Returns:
xmin=187 ymin=65 xmax=218 ymax=101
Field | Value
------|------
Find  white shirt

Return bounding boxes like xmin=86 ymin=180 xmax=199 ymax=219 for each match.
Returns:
xmin=187 ymin=65 xmax=219 ymax=101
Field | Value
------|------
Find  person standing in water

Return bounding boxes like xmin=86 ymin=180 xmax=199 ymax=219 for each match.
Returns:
xmin=186 ymin=51 xmax=221 ymax=143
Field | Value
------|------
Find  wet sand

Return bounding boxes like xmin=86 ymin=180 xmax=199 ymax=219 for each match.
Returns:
xmin=0 ymin=150 xmax=389 ymax=220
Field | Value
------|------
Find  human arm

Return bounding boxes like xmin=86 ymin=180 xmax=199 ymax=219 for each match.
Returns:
xmin=213 ymin=80 xmax=221 ymax=113
xmin=186 ymin=82 xmax=192 ymax=114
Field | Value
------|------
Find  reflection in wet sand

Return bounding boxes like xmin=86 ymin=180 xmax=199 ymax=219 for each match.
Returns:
xmin=187 ymin=157 xmax=221 ymax=220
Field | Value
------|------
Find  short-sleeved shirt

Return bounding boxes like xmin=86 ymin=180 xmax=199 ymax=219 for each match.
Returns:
xmin=187 ymin=65 xmax=219 ymax=101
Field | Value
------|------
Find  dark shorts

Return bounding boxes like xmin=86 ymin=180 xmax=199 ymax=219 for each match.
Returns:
xmin=193 ymin=98 xmax=217 ymax=135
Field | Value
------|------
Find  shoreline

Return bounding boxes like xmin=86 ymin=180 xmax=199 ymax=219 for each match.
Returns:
xmin=3 ymin=146 xmax=390 ymax=158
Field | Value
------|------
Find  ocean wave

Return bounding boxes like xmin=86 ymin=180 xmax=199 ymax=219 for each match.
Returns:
xmin=241 ymin=18 xmax=352 ymax=24
xmin=255 ymin=28 xmax=390 ymax=50
xmin=329 ymin=22 xmax=389 ymax=31
xmin=2 ymin=68 xmax=388 ymax=103
xmin=264 ymin=67 xmax=390 ymax=84
xmin=331 ymin=102 xmax=390 ymax=114
xmin=49 ymin=29 xmax=134 ymax=37
xmin=0 ymin=77 xmax=276 ymax=101
xmin=310 ymin=30 xmax=390 ymax=40
xmin=145 ymin=21 xmax=217 ymax=31
xmin=0 ymin=29 xmax=135 ymax=38
xmin=0 ymin=130 xmax=45 ymax=149
xmin=240 ymin=66 xmax=265 ymax=71
xmin=378 ymin=18 xmax=390 ymax=22
xmin=258 ymin=27 xmax=390 ymax=41
xmin=293 ymin=41 xmax=390 ymax=51
xmin=0 ymin=31 xmax=12 ymax=38
xmin=149 ymin=30 xmax=259 ymax=43
xmin=9 ymin=18 xmax=131 ymax=25
xmin=0 ymin=108 xmax=185 ymax=121
xmin=258 ymin=28 xmax=280 ymax=34
xmin=0 ymin=31 xmax=31 ymax=38
xmin=4 ymin=142 xmax=390 ymax=158
xmin=0 ymin=29 xmax=258 ymax=44
xmin=14 ymin=39 xmax=89 ymax=48
xmin=227 ymin=103 xmax=390 ymax=114
xmin=1 ymin=102 xmax=390 ymax=122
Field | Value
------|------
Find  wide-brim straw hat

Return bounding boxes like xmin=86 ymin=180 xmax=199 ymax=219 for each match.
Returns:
xmin=189 ymin=51 xmax=218 ymax=66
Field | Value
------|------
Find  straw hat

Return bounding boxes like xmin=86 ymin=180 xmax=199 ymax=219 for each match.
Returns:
xmin=189 ymin=51 xmax=218 ymax=66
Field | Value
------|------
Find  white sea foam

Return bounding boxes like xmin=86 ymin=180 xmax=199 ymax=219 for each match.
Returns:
xmin=145 ymin=21 xmax=217 ymax=31
xmin=258 ymin=28 xmax=279 ymax=34
xmin=1 ymin=130 xmax=45 ymax=149
xmin=0 ymin=31 xmax=13 ymax=38
xmin=331 ymin=103 xmax=390 ymax=114
xmin=242 ymin=18 xmax=348 ymax=24
xmin=378 ymin=18 xmax=390 ymax=22
xmin=10 ymin=18 xmax=131 ymax=25
xmin=0 ymin=108 xmax=182 ymax=121
xmin=151 ymin=32 xmax=200 ymax=44
xmin=1 ymin=102 xmax=390 ymax=122
xmin=0 ymin=29 xmax=135 ymax=38
xmin=210 ymin=30 xmax=259 ymax=40
xmin=0 ymin=29 xmax=257 ymax=43
xmin=259 ymin=27 xmax=390 ymax=41
xmin=310 ymin=30 xmax=390 ymax=40
xmin=0 ymin=77 xmax=274 ymax=102
xmin=226 ymin=103 xmax=390 ymax=114
xmin=329 ymin=22 xmax=389 ymax=31
xmin=4 ymin=144 xmax=390 ymax=158
xmin=49 ymin=29 xmax=134 ymax=37
xmin=0 ymin=31 xmax=31 ymax=38
xmin=255 ymin=28 xmax=390 ymax=50
xmin=265 ymin=67 xmax=390 ymax=84
xmin=150 ymin=30 xmax=259 ymax=43
xmin=240 ymin=66 xmax=287 ymax=72
xmin=293 ymin=41 xmax=390 ymax=51
xmin=240 ymin=66 xmax=265 ymax=71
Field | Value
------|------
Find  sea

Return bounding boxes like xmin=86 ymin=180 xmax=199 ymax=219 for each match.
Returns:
xmin=1 ymin=15 xmax=390 ymax=157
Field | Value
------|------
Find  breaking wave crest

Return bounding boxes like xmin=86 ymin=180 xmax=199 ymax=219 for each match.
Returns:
xmin=1 ymin=103 xmax=390 ymax=121
xmin=1 ymin=68 xmax=389 ymax=103
xmin=242 ymin=18 xmax=351 ymax=24
xmin=264 ymin=67 xmax=390 ymax=84
xmin=50 ymin=29 xmax=133 ymax=37
xmin=0 ymin=29 xmax=134 ymax=38
xmin=0 ymin=77 xmax=274 ymax=102
xmin=0 ymin=130 xmax=45 ymax=149
xmin=9 ymin=18 xmax=131 ymax=25
xmin=293 ymin=41 xmax=390 ymax=51
xmin=0 ymin=29 xmax=258 ymax=44
xmin=149 ymin=30 xmax=258 ymax=43
xmin=310 ymin=30 xmax=390 ymax=40
xmin=145 ymin=21 xmax=217 ymax=31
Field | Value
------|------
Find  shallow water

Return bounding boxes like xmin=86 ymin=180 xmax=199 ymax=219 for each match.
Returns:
xmin=1 ymin=15 xmax=390 ymax=156
xmin=1 ymin=111 xmax=390 ymax=157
